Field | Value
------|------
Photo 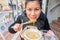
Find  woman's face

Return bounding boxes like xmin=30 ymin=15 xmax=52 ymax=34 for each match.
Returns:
xmin=26 ymin=1 xmax=41 ymax=21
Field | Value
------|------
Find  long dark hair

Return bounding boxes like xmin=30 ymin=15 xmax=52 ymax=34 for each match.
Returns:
xmin=25 ymin=0 xmax=42 ymax=9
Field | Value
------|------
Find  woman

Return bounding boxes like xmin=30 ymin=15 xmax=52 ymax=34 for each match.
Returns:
xmin=8 ymin=0 xmax=55 ymax=40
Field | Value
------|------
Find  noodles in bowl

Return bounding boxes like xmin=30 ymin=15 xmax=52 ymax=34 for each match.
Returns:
xmin=23 ymin=29 xmax=43 ymax=40
xmin=26 ymin=31 xmax=39 ymax=39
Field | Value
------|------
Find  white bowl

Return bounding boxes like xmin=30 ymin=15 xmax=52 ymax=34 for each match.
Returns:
xmin=23 ymin=29 xmax=43 ymax=40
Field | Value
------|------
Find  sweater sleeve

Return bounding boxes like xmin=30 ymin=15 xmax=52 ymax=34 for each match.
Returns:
xmin=8 ymin=15 xmax=21 ymax=33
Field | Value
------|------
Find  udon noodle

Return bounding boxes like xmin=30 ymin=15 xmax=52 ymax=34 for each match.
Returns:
xmin=29 ymin=20 xmax=36 ymax=23
xmin=26 ymin=32 xmax=39 ymax=39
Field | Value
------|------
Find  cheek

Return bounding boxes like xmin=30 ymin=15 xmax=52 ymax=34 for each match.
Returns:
xmin=36 ymin=13 xmax=40 ymax=18
xmin=26 ymin=11 xmax=30 ymax=18
xmin=26 ymin=9 xmax=31 ymax=14
xmin=27 ymin=13 xmax=30 ymax=17
xmin=35 ymin=11 xmax=41 ymax=17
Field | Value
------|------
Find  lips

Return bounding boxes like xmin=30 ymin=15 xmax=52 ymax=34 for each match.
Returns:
xmin=30 ymin=17 xmax=36 ymax=19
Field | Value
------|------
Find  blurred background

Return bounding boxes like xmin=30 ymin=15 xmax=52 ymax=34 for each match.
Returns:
xmin=0 ymin=0 xmax=60 ymax=40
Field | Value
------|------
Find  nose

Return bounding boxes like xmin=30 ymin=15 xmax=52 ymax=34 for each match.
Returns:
xmin=31 ymin=11 xmax=35 ymax=16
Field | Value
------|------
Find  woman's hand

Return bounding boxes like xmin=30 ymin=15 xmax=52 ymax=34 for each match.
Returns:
xmin=44 ymin=30 xmax=56 ymax=38
xmin=12 ymin=23 xmax=23 ymax=32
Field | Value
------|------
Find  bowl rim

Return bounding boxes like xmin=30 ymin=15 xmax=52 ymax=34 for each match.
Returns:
xmin=23 ymin=29 xmax=43 ymax=40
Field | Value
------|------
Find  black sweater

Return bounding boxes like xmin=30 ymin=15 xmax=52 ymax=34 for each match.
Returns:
xmin=8 ymin=11 xmax=51 ymax=33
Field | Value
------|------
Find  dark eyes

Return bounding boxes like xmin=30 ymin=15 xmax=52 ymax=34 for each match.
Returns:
xmin=27 ymin=8 xmax=39 ymax=11
xmin=35 ymin=8 xmax=39 ymax=11
xmin=27 ymin=9 xmax=32 ymax=11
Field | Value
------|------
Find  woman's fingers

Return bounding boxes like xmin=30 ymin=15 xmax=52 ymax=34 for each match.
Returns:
xmin=48 ymin=30 xmax=55 ymax=36
xmin=13 ymin=23 xmax=23 ymax=32
xmin=44 ymin=33 xmax=51 ymax=38
xmin=44 ymin=30 xmax=56 ymax=38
